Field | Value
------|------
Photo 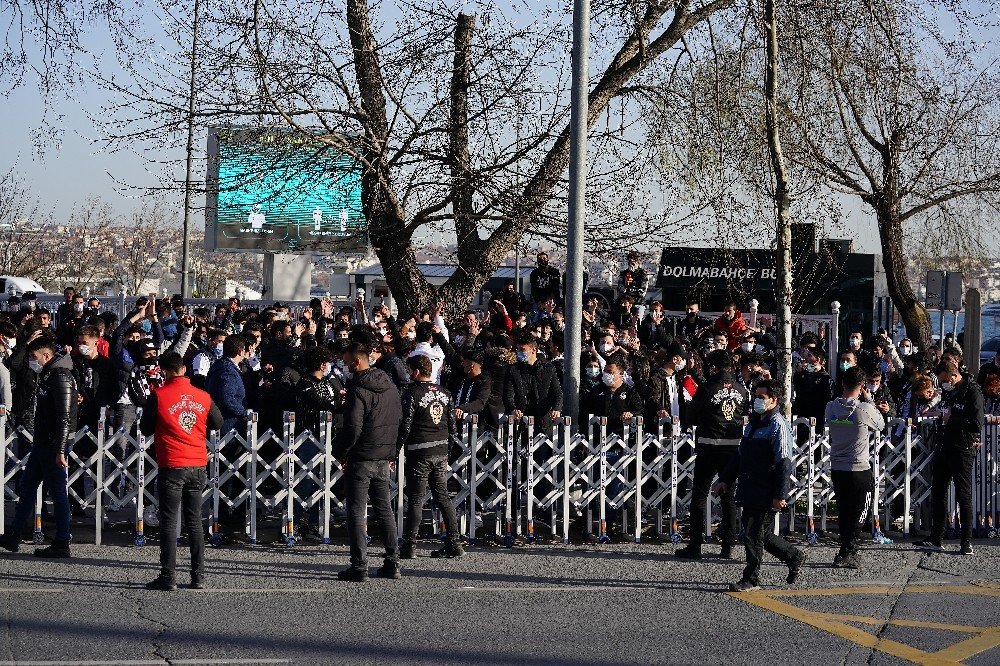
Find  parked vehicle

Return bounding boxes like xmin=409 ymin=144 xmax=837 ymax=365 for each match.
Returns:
xmin=981 ymin=337 xmax=1000 ymax=366
xmin=0 ymin=276 xmax=47 ymax=296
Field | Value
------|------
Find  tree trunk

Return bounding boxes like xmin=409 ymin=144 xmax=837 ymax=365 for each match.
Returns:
xmin=764 ymin=0 xmax=793 ymax=418
xmin=876 ymin=208 xmax=932 ymax=349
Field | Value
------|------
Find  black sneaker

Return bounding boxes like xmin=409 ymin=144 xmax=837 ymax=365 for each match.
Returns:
xmin=375 ymin=562 xmax=402 ymax=580
xmin=430 ymin=543 xmax=465 ymax=559
xmin=840 ymin=554 xmax=860 ymax=569
xmin=786 ymin=549 xmax=807 ymax=584
xmin=337 ymin=567 xmax=369 ymax=583
xmin=720 ymin=543 xmax=734 ymax=560
xmin=916 ymin=540 xmax=944 ymax=552
xmin=729 ymin=580 xmax=760 ymax=592
xmin=833 ymin=553 xmax=845 ymax=567
xmin=0 ymin=534 xmax=20 ymax=553
xmin=34 ymin=540 xmax=70 ymax=559
xmin=399 ymin=542 xmax=415 ymax=560
xmin=675 ymin=544 xmax=702 ymax=560
xmin=145 ymin=577 xmax=177 ymax=592
xmin=189 ymin=578 xmax=205 ymax=590
xmin=960 ymin=543 xmax=974 ymax=556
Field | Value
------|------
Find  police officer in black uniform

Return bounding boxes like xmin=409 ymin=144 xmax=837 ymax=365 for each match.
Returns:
xmin=676 ymin=350 xmax=749 ymax=560
xmin=397 ymin=354 xmax=464 ymax=560
xmin=917 ymin=360 xmax=985 ymax=555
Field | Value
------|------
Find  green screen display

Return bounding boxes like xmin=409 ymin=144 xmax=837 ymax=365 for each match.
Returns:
xmin=208 ymin=128 xmax=366 ymax=252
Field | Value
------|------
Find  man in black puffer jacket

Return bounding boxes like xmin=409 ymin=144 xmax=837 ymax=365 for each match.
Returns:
xmin=333 ymin=342 xmax=402 ymax=582
xmin=0 ymin=338 xmax=79 ymax=558
xmin=397 ymin=354 xmax=463 ymax=561
xmin=676 ymin=350 xmax=749 ymax=560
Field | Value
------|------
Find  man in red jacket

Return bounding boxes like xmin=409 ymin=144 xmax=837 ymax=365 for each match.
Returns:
xmin=139 ymin=351 xmax=223 ymax=591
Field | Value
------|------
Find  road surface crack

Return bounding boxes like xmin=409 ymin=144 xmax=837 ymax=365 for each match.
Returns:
xmin=864 ymin=550 xmax=921 ymax=665
xmin=124 ymin=559 xmax=173 ymax=664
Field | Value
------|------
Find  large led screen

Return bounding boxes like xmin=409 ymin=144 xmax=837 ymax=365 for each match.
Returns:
xmin=205 ymin=127 xmax=366 ymax=253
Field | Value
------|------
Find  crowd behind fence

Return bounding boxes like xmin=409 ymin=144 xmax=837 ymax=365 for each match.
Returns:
xmin=3 ymin=407 xmax=998 ymax=548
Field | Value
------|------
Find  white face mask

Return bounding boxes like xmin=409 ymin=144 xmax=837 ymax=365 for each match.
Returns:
xmin=405 ymin=331 xmax=416 ymax=340
xmin=599 ymin=343 xmax=614 ymax=354
xmin=78 ymin=344 xmax=93 ymax=358
xmin=941 ymin=381 xmax=955 ymax=392
xmin=741 ymin=342 xmax=754 ymax=353
xmin=4 ymin=338 xmax=14 ymax=350
xmin=753 ymin=397 xmax=769 ymax=414
xmin=864 ymin=382 xmax=878 ymax=393
xmin=849 ymin=338 xmax=862 ymax=348
xmin=28 ymin=359 xmax=42 ymax=373
xmin=899 ymin=345 xmax=912 ymax=356
xmin=674 ymin=358 xmax=687 ymax=372
xmin=585 ymin=367 xmax=600 ymax=378
xmin=601 ymin=372 xmax=616 ymax=387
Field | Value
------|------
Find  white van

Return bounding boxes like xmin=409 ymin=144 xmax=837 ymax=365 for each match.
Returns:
xmin=0 ymin=276 xmax=48 ymax=296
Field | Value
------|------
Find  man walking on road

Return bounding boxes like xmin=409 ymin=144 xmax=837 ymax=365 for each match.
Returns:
xmin=715 ymin=380 xmax=806 ymax=591
xmin=140 ymin=352 xmax=223 ymax=591
xmin=333 ymin=342 xmax=403 ymax=582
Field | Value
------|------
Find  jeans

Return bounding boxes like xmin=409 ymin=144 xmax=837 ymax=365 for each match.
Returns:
xmin=930 ymin=446 xmax=976 ymax=545
xmin=690 ymin=444 xmax=738 ymax=546
xmin=831 ymin=469 xmax=873 ymax=557
xmin=403 ymin=454 xmax=459 ymax=545
xmin=345 ymin=460 xmax=398 ymax=570
xmin=11 ymin=445 xmax=71 ymax=542
xmin=741 ymin=509 xmax=798 ymax=586
xmin=157 ymin=466 xmax=207 ymax=583
xmin=113 ymin=403 xmax=138 ymax=436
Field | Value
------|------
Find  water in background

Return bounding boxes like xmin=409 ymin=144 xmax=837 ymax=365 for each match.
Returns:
xmin=925 ymin=305 xmax=1000 ymax=347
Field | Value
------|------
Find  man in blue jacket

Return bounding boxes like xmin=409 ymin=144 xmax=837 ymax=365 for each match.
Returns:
xmin=715 ymin=379 xmax=807 ymax=592
xmin=205 ymin=335 xmax=247 ymax=435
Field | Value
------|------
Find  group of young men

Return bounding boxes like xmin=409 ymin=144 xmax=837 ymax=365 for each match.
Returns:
xmin=0 ymin=260 xmax=991 ymax=589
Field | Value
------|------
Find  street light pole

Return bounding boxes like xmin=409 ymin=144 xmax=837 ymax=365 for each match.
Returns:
xmin=180 ymin=0 xmax=201 ymax=300
xmin=563 ymin=0 xmax=589 ymax=429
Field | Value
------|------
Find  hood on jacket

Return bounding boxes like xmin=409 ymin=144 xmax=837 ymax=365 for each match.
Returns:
xmin=45 ymin=352 xmax=75 ymax=373
xmin=827 ymin=396 xmax=860 ymax=422
xmin=353 ymin=367 xmax=395 ymax=393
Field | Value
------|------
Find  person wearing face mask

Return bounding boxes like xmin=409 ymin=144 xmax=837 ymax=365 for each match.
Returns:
xmin=825 ymin=366 xmax=885 ymax=569
xmin=643 ymin=346 xmax=695 ymax=431
xmin=638 ymin=301 xmax=673 ymax=349
xmin=71 ymin=326 xmax=115 ymax=433
xmin=452 ymin=349 xmax=495 ymax=431
xmin=582 ymin=357 xmax=643 ymax=438
xmin=503 ymin=333 xmax=562 ymax=437
xmin=715 ymin=380 xmax=807 ymax=591
xmin=529 ymin=252 xmax=562 ymax=310
xmin=845 ymin=331 xmax=873 ymax=368
xmin=372 ymin=340 xmax=410 ymax=392
xmin=712 ymin=302 xmax=748 ymax=352
xmin=863 ymin=368 xmax=897 ymax=419
xmin=676 ymin=350 xmax=749 ymax=560
xmin=205 ymin=335 xmax=248 ymax=435
xmin=54 ymin=286 xmax=76 ymax=329
xmin=55 ymin=294 xmax=87 ymax=347
xmin=792 ymin=350 xmax=834 ymax=433
xmin=580 ymin=356 xmax=604 ymax=409
xmin=191 ymin=330 xmax=227 ymax=390
xmin=897 ymin=338 xmax=915 ymax=358
xmin=0 ymin=337 xmax=79 ymax=558
xmin=916 ymin=360 xmax=985 ymax=555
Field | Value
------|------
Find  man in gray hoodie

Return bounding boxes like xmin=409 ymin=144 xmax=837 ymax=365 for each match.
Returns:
xmin=825 ymin=366 xmax=885 ymax=569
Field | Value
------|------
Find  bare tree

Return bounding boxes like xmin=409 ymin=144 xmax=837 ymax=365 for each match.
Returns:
xmin=101 ymin=203 xmax=176 ymax=295
xmin=0 ymin=170 xmax=53 ymax=278
xmin=780 ymin=0 xmax=1000 ymax=347
xmin=97 ymin=0 xmax=740 ymax=315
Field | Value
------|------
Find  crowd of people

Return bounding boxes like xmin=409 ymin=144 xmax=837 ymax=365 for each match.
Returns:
xmin=0 ymin=251 xmax=995 ymax=590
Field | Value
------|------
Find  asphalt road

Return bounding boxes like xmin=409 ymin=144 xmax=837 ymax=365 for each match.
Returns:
xmin=2 ymin=531 xmax=999 ymax=666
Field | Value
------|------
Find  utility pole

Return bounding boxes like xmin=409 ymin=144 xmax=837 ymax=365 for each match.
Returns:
xmin=180 ymin=0 xmax=201 ymax=300
xmin=563 ymin=0 xmax=589 ymax=428
xmin=764 ymin=0 xmax=793 ymax=417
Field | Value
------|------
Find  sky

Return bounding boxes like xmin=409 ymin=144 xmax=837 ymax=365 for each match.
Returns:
xmin=1 ymin=1 xmax=990 ymax=258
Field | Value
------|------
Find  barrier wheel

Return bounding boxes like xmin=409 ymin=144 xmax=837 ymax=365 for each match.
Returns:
xmin=504 ymin=535 xmax=514 ymax=548
xmin=527 ymin=535 xmax=536 ymax=545
xmin=989 ymin=529 xmax=997 ymax=539
xmin=322 ymin=538 xmax=330 ymax=545
xmin=364 ymin=535 xmax=372 ymax=546
xmin=807 ymin=533 xmax=818 ymax=545
xmin=598 ymin=535 xmax=610 ymax=544
xmin=135 ymin=535 xmax=146 ymax=547
xmin=210 ymin=534 xmax=222 ymax=548
xmin=285 ymin=537 xmax=296 ymax=547
xmin=670 ymin=534 xmax=682 ymax=544
xmin=32 ymin=531 xmax=44 ymax=545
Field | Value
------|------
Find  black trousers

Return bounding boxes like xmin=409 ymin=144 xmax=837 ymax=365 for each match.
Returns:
xmin=690 ymin=444 xmax=738 ymax=545
xmin=403 ymin=454 xmax=460 ymax=544
xmin=831 ymin=469 xmax=873 ymax=557
xmin=345 ymin=460 xmax=398 ymax=570
xmin=741 ymin=509 xmax=798 ymax=586
xmin=157 ymin=466 xmax=207 ymax=583
xmin=930 ymin=446 xmax=976 ymax=545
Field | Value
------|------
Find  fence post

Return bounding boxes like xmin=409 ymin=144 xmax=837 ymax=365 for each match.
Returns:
xmin=248 ymin=412 xmax=259 ymax=545
xmin=283 ymin=412 xmax=296 ymax=546
xmin=503 ymin=415 xmax=515 ymax=548
xmin=135 ymin=409 xmax=147 ymax=547
xmin=598 ymin=417 xmax=609 ymax=543
xmin=633 ymin=417 xmax=643 ymax=544
xmin=322 ymin=412 xmax=333 ymax=545
xmin=95 ymin=408 xmax=105 ymax=546
xmin=209 ymin=430 xmax=221 ymax=547
xmin=395 ymin=440 xmax=406 ymax=544
xmin=806 ymin=418 xmax=817 ymax=544
xmin=468 ymin=415 xmax=479 ymax=546
xmin=0 ymin=406 xmax=7 ymax=539
xmin=525 ymin=416 xmax=536 ymax=544
xmin=828 ymin=301 xmax=841 ymax=375
xmin=670 ymin=418 xmax=681 ymax=543
xmin=561 ymin=416 xmax=571 ymax=545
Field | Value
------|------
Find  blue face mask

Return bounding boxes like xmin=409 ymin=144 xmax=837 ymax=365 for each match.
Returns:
xmin=880 ymin=360 xmax=890 ymax=374
xmin=516 ymin=351 xmax=530 ymax=363
xmin=753 ymin=397 xmax=769 ymax=414
xmin=214 ymin=343 xmax=224 ymax=356
xmin=140 ymin=320 xmax=152 ymax=334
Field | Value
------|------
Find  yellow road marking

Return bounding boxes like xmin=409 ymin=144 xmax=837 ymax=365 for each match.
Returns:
xmin=730 ymin=585 xmax=1000 ymax=666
